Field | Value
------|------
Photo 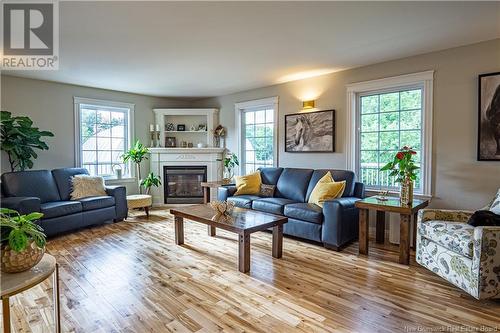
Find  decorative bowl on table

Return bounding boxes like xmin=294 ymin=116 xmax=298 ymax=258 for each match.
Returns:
xmin=1 ymin=241 xmax=45 ymax=273
xmin=210 ymin=200 xmax=235 ymax=216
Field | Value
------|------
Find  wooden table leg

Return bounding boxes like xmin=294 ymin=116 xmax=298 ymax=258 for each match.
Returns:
xmin=203 ymin=187 xmax=210 ymax=204
xmin=399 ymin=214 xmax=411 ymax=265
xmin=376 ymin=211 xmax=385 ymax=244
xmin=238 ymin=233 xmax=250 ymax=273
xmin=208 ymin=225 xmax=216 ymax=237
xmin=272 ymin=224 xmax=283 ymax=258
xmin=2 ymin=297 xmax=10 ymax=333
xmin=359 ymin=208 xmax=369 ymax=255
xmin=174 ymin=216 xmax=184 ymax=245
xmin=412 ymin=212 xmax=418 ymax=250
xmin=53 ymin=263 xmax=61 ymax=333
xmin=144 ymin=206 xmax=150 ymax=218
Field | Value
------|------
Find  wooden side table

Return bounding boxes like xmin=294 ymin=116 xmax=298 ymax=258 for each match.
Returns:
xmin=355 ymin=196 xmax=430 ymax=265
xmin=1 ymin=254 xmax=60 ymax=333
xmin=201 ymin=181 xmax=231 ymax=236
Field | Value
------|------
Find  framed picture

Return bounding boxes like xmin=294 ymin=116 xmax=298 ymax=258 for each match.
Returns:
xmin=177 ymin=124 xmax=185 ymax=131
xmin=165 ymin=137 xmax=176 ymax=147
xmin=478 ymin=72 xmax=500 ymax=161
xmin=285 ymin=109 xmax=335 ymax=152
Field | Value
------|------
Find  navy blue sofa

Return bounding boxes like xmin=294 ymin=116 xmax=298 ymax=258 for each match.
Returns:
xmin=218 ymin=167 xmax=364 ymax=250
xmin=1 ymin=168 xmax=127 ymax=237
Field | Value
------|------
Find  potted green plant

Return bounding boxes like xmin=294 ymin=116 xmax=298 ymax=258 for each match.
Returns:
xmin=122 ymin=140 xmax=149 ymax=194
xmin=141 ymin=172 xmax=162 ymax=195
xmin=223 ymin=152 xmax=239 ymax=184
xmin=0 ymin=111 xmax=54 ymax=172
xmin=380 ymin=146 xmax=419 ymax=205
xmin=0 ymin=208 xmax=47 ymax=273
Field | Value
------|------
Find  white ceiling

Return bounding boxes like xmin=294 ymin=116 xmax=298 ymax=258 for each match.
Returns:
xmin=5 ymin=1 xmax=500 ymax=98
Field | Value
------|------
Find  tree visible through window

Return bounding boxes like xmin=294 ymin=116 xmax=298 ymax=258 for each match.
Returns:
xmin=242 ymin=108 xmax=275 ymax=174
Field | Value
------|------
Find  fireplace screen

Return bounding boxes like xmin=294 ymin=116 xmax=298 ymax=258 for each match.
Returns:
xmin=164 ymin=166 xmax=207 ymax=204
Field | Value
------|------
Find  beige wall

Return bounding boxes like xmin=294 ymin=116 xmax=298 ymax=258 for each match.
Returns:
xmin=0 ymin=75 xmax=190 ymax=193
xmin=193 ymin=39 xmax=500 ymax=210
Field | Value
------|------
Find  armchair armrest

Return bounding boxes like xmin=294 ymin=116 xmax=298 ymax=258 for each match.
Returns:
xmin=217 ymin=185 xmax=237 ymax=201
xmin=472 ymin=226 xmax=500 ymax=299
xmin=353 ymin=182 xmax=365 ymax=198
xmin=321 ymin=197 xmax=360 ymax=249
xmin=105 ymin=185 xmax=127 ymax=221
xmin=418 ymin=209 xmax=474 ymax=224
xmin=0 ymin=196 xmax=41 ymax=215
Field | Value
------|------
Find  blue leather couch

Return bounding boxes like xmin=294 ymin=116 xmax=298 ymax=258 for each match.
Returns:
xmin=1 ymin=168 xmax=127 ymax=237
xmin=218 ymin=167 xmax=364 ymax=250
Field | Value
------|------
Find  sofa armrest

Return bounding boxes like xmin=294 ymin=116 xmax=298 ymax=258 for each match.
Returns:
xmin=353 ymin=182 xmax=365 ymax=198
xmin=217 ymin=185 xmax=237 ymax=201
xmin=0 ymin=196 xmax=41 ymax=215
xmin=105 ymin=186 xmax=127 ymax=221
xmin=321 ymin=197 xmax=360 ymax=248
xmin=418 ymin=209 xmax=474 ymax=224
xmin=472 ymin=226 xmax=500 ymax=299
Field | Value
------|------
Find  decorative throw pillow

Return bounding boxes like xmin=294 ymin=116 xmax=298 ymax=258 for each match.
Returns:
xmin=259 ymin=184 xmax=276 ymax=197
xmin=467 ymin=210 xmax=500 ymax=227
xmin=488 ymin=189 xmax=500 ymax=214
xmin=234 ymin=171 xmax=262 ymax=196
xmin=70 ymin=175 xmax=107 ymax=200
xmin=308 ymin=172 xmax=345 ymax=208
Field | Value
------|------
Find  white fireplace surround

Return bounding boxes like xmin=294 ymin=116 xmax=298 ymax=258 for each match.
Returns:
xmin=149 ymin=147 xmax=224 ymax=205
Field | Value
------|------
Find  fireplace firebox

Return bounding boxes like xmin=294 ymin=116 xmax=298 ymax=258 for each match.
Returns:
xmin=163 ymin=166 xmax=207 ymax=204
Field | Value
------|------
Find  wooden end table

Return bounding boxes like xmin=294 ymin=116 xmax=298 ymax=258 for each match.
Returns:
xmin=1 ymin=254 xmax=60 ymax=333
xmin=170 ymin=204 xmax=287 ymax=273
xmin=355 ymin=196 xmax=430 ymax=265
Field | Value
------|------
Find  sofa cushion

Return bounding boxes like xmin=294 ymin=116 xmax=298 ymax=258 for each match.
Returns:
xmin=227 ymin=195 xmax=261 ymax=209
xmin=275 ymin=168 xmax=313 ymax=202
xmin=52 ymin=168 xmax=89 ymax=200
xmin=79 ymin=196 xmax=115 ymax=211
xmin=252 ymin=197 xmax=297 ymax=215
xmin=1 ymin=170 xmax=61 ymax=203
xmin=234 ymin=171 xmax=262 ymax=196
xmin=284 ymin=203 xmax=323 ymax=224
xmin=259 ymin=167 xmax=284 ymax=185
xmin=40 ymin=201 xmax=82 ymax=219
xmin=306 ymin=169 xmax=356 ymax=201
xmin=419 ymin=220 xmax=474 ymax=258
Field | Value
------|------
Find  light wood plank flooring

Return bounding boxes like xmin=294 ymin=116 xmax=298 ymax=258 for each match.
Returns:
xmin=2 ymin=209 xmax=499 ymax=332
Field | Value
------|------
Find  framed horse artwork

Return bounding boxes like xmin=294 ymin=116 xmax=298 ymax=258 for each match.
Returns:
xmin=478 ymin=72 xmax=500 ymax=161
xmin=285 ymin=109 xmax=335 ymax=152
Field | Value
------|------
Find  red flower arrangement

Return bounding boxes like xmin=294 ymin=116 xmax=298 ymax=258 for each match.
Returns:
xmin=380 ymin=146 xmax=419 ymax=184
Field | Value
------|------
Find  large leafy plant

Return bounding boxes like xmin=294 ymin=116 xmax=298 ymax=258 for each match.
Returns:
xmin=0 ymin=111 xmax=54 ymax=172
xmin=122 ymin=140 xmax=149 ymax=193
xmin=0 ymin=208 xmax=46 ymax=252
xmin=380 ymin=146 xmax=419 ymax=183
xmin=141 ymin=172 xmax=162 ymax=195
xmin=223 ymin=153 xmax=239 ymax=174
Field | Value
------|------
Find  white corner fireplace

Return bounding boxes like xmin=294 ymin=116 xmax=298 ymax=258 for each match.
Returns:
xmin=149 ymin=148 xmax=224 ymax=205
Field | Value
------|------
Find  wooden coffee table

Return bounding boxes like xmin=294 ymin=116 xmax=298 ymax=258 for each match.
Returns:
xmin=170 ymin=204 xmax=288 ymax=273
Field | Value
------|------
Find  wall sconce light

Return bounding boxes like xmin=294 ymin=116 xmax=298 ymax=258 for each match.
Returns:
xmin=302 ymin=100 xmax=315 ymax=109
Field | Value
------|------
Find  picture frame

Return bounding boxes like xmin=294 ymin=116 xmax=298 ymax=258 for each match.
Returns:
xmin=285 ymin=109 xmax=335 ymax=153
xmin=478 ymin=72 xmax=500 ymax=161
xmin=165 ymin=137 xmax=176 ymax=148
xmin=177 ymin=124 xmax=185 ymax=131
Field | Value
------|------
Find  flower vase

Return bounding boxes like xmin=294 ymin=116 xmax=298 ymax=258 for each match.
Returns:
xmin=400 ymin=178 xmax=414 ymax=206
xmin=222 ymin=168 xmax=234 ymax=184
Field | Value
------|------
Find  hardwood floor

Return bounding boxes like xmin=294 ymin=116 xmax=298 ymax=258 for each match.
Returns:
xmin=2 ymin=209 xmax=499 ymax=332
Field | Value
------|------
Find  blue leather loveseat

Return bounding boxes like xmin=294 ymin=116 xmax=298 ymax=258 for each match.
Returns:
xmin=1 ymin=168 xmax=127 ymax=237
xmin=218 ymin=167 xmax=365 ymax=250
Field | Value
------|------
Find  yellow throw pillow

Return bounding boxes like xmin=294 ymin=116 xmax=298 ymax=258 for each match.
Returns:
xmin=234 ymin=171 xmax=262 ymax=196
xmin=308 ymin=172 xmax=346 ymax=207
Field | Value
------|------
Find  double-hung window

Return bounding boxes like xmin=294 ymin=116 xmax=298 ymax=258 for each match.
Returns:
xmin=74 ymin=97 xmax=134 ymax=178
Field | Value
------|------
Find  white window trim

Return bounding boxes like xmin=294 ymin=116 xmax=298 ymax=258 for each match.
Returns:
xmin=73 ymin=97 xmax=135 ymax=180
xmin=234 ymin=96 xmax=279 ymax=175
xmin=345 ymin=71 xmax=434 ymax=196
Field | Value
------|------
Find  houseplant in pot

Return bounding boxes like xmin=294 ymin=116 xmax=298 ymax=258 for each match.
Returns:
xmin=223 ymin=152 xmax=239 ymax=184
xmin=0 ymin=208 xmax=47 ymax=273
xmin=380 ymin=146 xmax=419 ymax=205
xmin=141 ymin=172 xmax=162 ymax=195
xmin=122 ymin=139 xmax=149 ymax=194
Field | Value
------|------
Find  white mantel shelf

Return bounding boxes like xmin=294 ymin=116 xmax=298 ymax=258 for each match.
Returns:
xmin=149 ymin=147 xmax=225 ymax=154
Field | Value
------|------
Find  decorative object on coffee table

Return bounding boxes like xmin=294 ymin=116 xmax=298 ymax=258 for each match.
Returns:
xmin=380 ymin=146 xmax=419 ymax=206
xmin=210 ymin=200 xmax=235 ymax=217
xmin=170 ymin=204 xmax=287 ymax=273
xmin=1 ymin=253 xmax=60 ymax=333
xmin=478 ymin=71 xmax=500 ymax=161
xmin=201 ymin=181 xmax=227 ymax=236
xmin=126 ymin=194 xmax=153 ymax=217
xmin=0 ymin=208 xmax=46 ymax=273
xmin=355 ymin=196 xmax=429 ymax=265
xmin=285 ymin=109 xmax=335 ymax=152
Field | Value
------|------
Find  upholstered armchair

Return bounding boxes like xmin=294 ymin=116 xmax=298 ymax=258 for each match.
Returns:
xmin=416 ymin=209 xmax=500 ymax=300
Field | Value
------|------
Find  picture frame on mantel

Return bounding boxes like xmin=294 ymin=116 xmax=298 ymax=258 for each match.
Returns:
xmin=478 ymin=72 xmax=500 ymax=161
xmin=285 ymin=109 xmax=335 ymax=153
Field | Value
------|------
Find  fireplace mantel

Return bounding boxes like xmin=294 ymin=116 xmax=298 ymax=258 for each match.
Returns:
xmin=149 ymin=147 xmax=225 ymax=154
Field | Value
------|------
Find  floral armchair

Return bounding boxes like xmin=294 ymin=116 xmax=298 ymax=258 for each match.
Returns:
xmin=416 ymin=208 xmax=500 ymax=300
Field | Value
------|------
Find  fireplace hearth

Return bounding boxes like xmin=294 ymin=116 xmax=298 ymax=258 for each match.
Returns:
xmin=164 ymin=166 xmax=207 ymax=204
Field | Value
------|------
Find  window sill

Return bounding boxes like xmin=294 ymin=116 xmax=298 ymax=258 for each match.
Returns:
xmin=104 ymin=177 xmax=136 ymax=185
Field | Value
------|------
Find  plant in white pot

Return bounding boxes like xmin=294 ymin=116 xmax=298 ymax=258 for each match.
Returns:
xmin=0 ymin=208 xmax=47 ymax=273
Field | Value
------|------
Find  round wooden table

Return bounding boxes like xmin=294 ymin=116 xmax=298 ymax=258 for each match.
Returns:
xmin=127 ymin=194 xmax=153 ymax=217
xmin=1 ymin=254 xmax=60 ymax=333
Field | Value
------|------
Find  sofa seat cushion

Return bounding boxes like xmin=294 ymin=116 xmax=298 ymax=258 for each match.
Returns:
xmin=227 ymin=195 xmax=261 ymax=209
xmin=40 ymin=201 xmax=82 ymax=219
xmin=284 ymin=203 xmax=323 ymax=224
xmin=419 ymin=220 xmax=474 ymax=258
xmin=79 ymin=196 xmax=115 ymax=211
xmin=252 ymin=198 xmax=296 ymax=215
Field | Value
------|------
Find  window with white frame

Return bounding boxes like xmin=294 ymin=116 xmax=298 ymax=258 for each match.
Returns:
xmin=74 ymin=97 xmax=134 ymax=178
xmin=346 ymin=71 xmax=433 ymax=195
xmin=235 ymin=97 xmax=278 ymax=175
